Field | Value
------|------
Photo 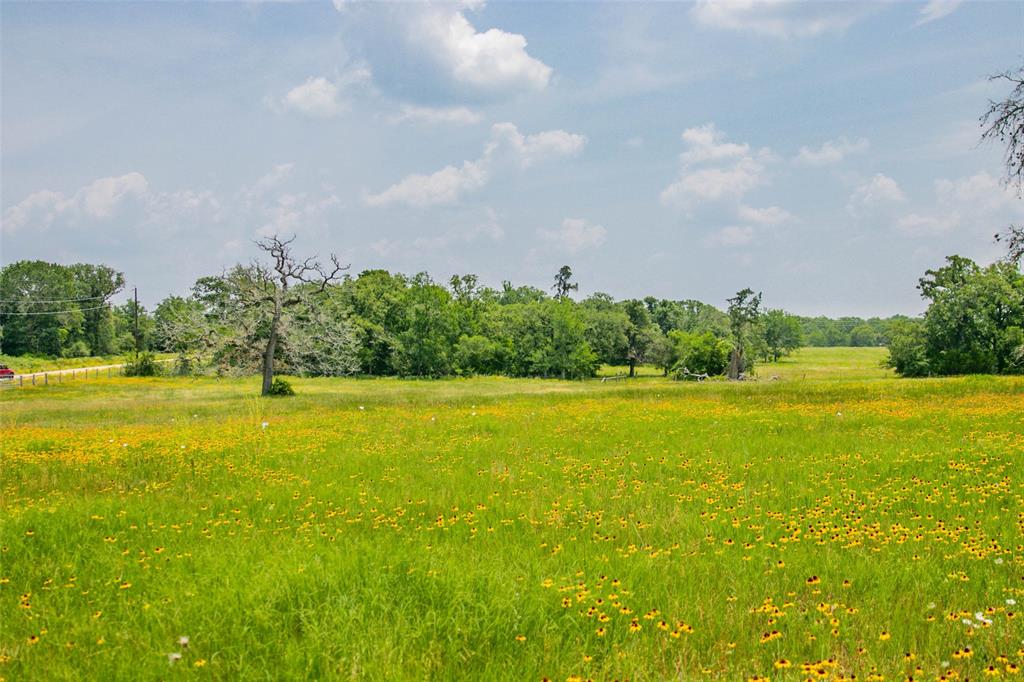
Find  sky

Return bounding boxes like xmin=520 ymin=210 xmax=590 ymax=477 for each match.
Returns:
xmin=2 ymin=0 xmax=1023 ymax=316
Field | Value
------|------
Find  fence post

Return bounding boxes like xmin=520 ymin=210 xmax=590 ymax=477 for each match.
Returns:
xmin=19 ymin=376 xmax=23 ymax=388
xmin=44 ymin=373 xmax=48 ymax=386
xmin=32 ymin=375 xmax=36 ymax=386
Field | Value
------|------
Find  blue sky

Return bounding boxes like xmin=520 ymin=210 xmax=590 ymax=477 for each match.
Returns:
xmin=2 ymin=0 xmax=1022 ymax=316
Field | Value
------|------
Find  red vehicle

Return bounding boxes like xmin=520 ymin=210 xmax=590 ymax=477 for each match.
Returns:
xmin=0 ymin=365 xmax=15 ymax=380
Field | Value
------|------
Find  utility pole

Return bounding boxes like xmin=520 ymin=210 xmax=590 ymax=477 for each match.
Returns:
xmin=133 ymin=287 xmax=140 ymax=359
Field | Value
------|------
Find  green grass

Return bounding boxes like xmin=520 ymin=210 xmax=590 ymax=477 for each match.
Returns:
xmin=1 ymin=348 xmax=1022 ymax=680
xmin=0 ymin=353 xmax=174 ymax=374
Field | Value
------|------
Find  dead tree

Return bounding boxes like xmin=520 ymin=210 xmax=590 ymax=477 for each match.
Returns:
xmin=247 ymin=235 xmax=347 ymax=395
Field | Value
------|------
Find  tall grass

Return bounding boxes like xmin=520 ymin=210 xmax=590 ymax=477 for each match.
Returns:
xmin=1 ymin=348 xmax=1021 ymax=680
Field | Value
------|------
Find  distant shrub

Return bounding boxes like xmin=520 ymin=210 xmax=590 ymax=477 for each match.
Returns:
xmin=266 ymin=377 xmax=295 ymax=396
xmin=63 ymin=340 xmax=91 ymax=358
xmin=124 ymin=352 xmax=161 ymax=377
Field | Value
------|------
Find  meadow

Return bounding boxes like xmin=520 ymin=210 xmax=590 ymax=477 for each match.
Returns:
xmin=1 ymin=347 xmax=1022 ymax=681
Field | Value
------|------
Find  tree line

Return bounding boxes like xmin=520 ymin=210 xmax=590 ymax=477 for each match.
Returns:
xmin=1 ymin=240 xmax=805 ymax=388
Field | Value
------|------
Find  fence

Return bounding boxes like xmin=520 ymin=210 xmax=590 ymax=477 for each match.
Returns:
xmin=0 ymin=360 xmax=174 ymax=390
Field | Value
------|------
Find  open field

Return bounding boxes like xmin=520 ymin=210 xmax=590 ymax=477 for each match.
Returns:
xmin=1 ymin=348 xmax=1022 ymax=680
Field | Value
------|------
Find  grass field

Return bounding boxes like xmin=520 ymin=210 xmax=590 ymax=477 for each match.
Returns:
xmin=1 ymin=348 xmax=1022 ymax=680
xmin=0 ymin=353 xmax=175 ymax=374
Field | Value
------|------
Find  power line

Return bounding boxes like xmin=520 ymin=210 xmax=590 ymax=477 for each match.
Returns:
xmin=0 ymin=294 xmax=110 ymax=304
xmin=0 ymin=304 xmax=110 ymax=316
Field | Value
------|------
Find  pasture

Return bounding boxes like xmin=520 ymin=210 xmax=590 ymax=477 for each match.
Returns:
xmin=1 ymin=348 xmax=1022 ymax=680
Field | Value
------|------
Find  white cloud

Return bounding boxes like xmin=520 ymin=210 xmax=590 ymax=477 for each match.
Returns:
xmin=256 ymin=193 xmax=341 ymax=238
xmin=2 ymin=165 xmax=337 ymax=240
xmin=390 ymin=104 xmax=483 ymax=126
xmin=896 ymin=212 xmax=960 ymax=235
xmin=661 ymin=124 xmax=770 ymax=209
xmin=2 ymin=172 xmax=149 ymax=233
xmin=364 ymin=160 xmax=490 ymax=208
xmin=280 ymin=67 xmax=371 ymax=118
xmin=794 ymin=136 xmax=869 ymax=166
xmin=679 ymin=123 xmax=751 ymax=164
xmin=847 ymin=173 xmax=906 ymax=213
xmin=367 ymin=122 xmax=585 ymax=207
xmin=691 ymin=0 xmax=876 ymax=38
xmin=892 ymin=171 xmax=1024 ymax=239
xmin=488 ymin=122 xmax=586 ymax=168
xmin=282 ymin=77 xmax=345 ymax=118
xmin=409 ymin=4 xmax=552 ymax=93
xmin=538 ymin=217 xmax=607 ymax=254
xmin=737 ymin=204 xmax=792 ymax=225
xmin=704 ymin=225 xmax=755 ymax=247
xmin=917 ymin=0 xmax=963 ymax=25
xmin=935 ymin=172 xmax=1017 ymax=213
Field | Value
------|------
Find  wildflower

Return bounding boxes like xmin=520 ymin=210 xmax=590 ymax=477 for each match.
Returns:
xmin=515 ymin=634 xmax=526 ymax=642
xmin=178 ymin=636 xmax=189 ymax=648
xmin=194 ymin=659 xmax=207 ymax=668
xmin=168 ymin=652 xmax=182 ymax=664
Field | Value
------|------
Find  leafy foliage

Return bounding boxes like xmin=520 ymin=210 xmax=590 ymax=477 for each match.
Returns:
xmin=886 ymin=256 xmax=1024 ymax=376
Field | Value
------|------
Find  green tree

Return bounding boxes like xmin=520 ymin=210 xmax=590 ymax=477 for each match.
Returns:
xmin=68 ymin=263 xmax=124 ymax=355
xmin=0 ymin=260 xmax=84 ymax=356
xmin=552 ymin=265 xmax=578 ymax=300
xmin=760 ymin=309 xmax=803 ymax=360
xmin=621 ymin=299 xmax=658 ymax=378
xmin=726 ymin=288 xmax=762 ymax=379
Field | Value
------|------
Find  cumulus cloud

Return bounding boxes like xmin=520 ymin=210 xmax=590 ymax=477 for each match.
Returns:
xmin=2 ymin=172 xmax=149 ymax=233
xmin=916 ymin=0 xmax=962 ymax=25
xmin=934 ymin=172 xmax=1017 ymax=213
xmin=398 ymin=3 xmax=551 ymax=94
xmin=691 ymin=0 xmax=876 ymax=38
xmin=487 ymin=122 xmax=586 ymax=168
xmin=896 ymin=212 xmax=960 ymax=235
xmin=737 ymin=204 xmax=792 ymax=225
xmin=280 ymin=66 xmax=371 ymax=118
xmin=538 ymin=217 xmax=608 ymax=254
xmin=892 ymin=171 xmax=1023 ymax=238
xmin=2 ymin=165 xmax=338 ymax=241
xmin=847 ymin=174 xmax=906 ymax=214
xmin=794 ymin=136 xmax=869 ymax=166
xmin=704 ymin=225 xmax=756 ymax=247
xmin=390 ymin=104 xmax=483 ymax=126
xmin=661 ymin=124 xmax=771 ymax=209
xmin=365 ymin=160 xmax=490 ymax=209
xmin=366 ymin=122 xmax=586 ymax=208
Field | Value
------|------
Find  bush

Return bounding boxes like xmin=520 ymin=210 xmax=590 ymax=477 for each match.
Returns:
xmin=123 ymin=352 xmax=161 ymax=377
xmin=63 ymin=340 xmax=91 ymax=358
xmin=669 ymin=331 xmax=731 ymax=378
xmin=266 ymin=377 xmax=295 ymax=396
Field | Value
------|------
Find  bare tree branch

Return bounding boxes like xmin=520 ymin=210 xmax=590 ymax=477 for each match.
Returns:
xmin=981 ymin=66 xmax=1024 ymax=195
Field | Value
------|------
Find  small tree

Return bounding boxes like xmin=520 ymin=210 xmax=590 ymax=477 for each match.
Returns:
xmin=726 ymin=288 xmax=762 ymax=379
xmin=552 ymin=265 xmax=578 ymax=300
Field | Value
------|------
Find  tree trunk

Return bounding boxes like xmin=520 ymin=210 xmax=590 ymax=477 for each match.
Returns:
xmin=628 ymin=358 xmax=636 ymax=378
xmin=261 ymin=308 xmax=281 ymax=395
xmin=728 ymin=348 xmax=743 ymax=380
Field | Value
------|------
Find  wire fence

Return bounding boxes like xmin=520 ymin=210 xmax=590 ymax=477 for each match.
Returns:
xmin=0 ymin=360 xmax=175 ymax=390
